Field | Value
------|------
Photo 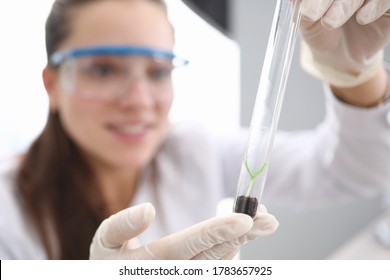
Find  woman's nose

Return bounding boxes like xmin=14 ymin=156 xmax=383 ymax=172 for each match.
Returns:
xmin=115 ymin=76 xmax=154 ymax=108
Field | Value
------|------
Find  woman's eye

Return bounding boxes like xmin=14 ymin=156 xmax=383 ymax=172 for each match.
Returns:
xmin=89 ymin=64 xmax=116 ymax=76
xmin=81 ymin=63 xmax=119 ymax=78
xmin=149 ymin=67 xmax=173 ymax=80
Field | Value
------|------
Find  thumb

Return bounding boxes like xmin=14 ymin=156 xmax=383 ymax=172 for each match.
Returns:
xmin=99 ymin=203 xmax=155 ymax=248
xmin=90 ymin=203 xmax=155 ymax=259
xmin=126 ymin=213 xmax=254 ymax=260
xmin=100 ymin=203 xmax=155 ymax=248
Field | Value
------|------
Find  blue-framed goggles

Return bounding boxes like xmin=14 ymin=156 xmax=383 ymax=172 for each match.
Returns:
xmin=49 ymin=45 xmax=189 ymax=67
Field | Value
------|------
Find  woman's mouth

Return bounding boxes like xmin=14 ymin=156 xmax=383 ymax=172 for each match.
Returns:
xmin=107 ymin=123 xmax=151 ymax=142
xmin=115 ymin=124 xmax=146 ymax=134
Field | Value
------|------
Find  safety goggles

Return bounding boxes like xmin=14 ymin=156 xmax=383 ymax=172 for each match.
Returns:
xmin=49 ymin=45 xmax=189 ymax=101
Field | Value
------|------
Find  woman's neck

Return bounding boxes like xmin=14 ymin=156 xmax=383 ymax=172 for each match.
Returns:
xmin=93 ymin=163 xmax=140 ymax=215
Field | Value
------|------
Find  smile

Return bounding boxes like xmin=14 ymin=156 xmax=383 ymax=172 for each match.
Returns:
xmin=115 ymin=124 xmax=147 ymax=134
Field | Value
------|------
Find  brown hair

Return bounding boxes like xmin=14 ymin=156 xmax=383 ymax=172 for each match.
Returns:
xmin=16 ymin=0 xmax=168 ymax=260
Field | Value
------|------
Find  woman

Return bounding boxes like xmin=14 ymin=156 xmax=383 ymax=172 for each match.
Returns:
xmin=1 ymin=0 xmax=390 ymax=259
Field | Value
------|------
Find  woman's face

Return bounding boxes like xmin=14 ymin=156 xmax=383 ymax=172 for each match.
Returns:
xmin=46 ymin=0 xmax=175 ymax=170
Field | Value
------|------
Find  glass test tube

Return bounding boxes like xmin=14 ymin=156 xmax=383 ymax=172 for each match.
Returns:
xmin=233 ymin=0 xmax=302 ymax=217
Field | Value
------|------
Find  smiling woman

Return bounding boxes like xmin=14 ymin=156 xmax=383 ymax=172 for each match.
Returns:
xmin=0 ymin=0 xmax=240 ymax=160
xmin=0 ymin=0 xmax=257 ymax=260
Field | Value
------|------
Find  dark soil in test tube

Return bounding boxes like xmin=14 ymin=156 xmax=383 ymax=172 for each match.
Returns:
xmin=234 ymin=195 xmax=258 ymax=218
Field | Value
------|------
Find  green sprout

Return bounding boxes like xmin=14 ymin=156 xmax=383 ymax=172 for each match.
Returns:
xmin=244 ymin=159 xmax=268 ymax=196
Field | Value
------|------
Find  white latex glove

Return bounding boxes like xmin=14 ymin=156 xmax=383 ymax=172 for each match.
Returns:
xmin=300 ymin=0 xmax=390 ymax=87
xmin=218 ymin=204 xmax=280 ymax=260
xmin=90 ymin=203 xmax=278 ymax=260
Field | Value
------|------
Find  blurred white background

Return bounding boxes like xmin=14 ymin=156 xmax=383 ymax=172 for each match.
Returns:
xmin=0 ymin=0 xmax=240 ymax=161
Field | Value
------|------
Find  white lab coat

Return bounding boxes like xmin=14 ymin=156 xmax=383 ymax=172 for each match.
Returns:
xmin=1 ymin=85 xmax=390 ymax=259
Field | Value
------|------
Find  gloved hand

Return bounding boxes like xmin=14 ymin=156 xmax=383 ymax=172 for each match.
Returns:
xmin=299 ymin=0 xmax=390 ymax=88
xmin=90 ymin=202 xmax=278 ymax=260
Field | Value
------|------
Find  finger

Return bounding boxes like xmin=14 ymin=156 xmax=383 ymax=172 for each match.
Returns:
xmin=99 ymin=203 xmax=155 ymax=248
xmin=220 ymin=248 xmax=241 ymax=260
xmin=195 ymin=216 xmax=279 ymax=260
xmin=126 ymin=213 xmax=254 ymax=260
xmin=301 ymin=0 xmax=334 ymax=22
xmin=237 ymin=205 xmax=279 ymax=243
xmin=356 ymin=0 xmax=390 ymax=24
xmin=247 ymin=212 xmax=279 ymax=239
xmin=321 ymin=0 xmax=365 ymax=29
xmin=191 ymin=238 xmax=242 ymax=260
xmin=192 ymin=205 xmax=279 ymax=260
xmin=257 ymin=203 xmax=268 ymax=214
